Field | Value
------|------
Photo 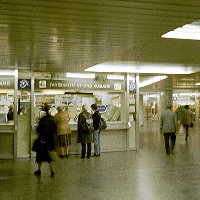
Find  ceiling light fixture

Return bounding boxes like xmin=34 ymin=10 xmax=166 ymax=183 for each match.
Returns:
xmin=107 ymin=74 xmax=124 ymax=80
xmin=85 ymin=62 xmax=196 ymax=74
xmin=66 ymin=73 xmax=95 ymax=79
xmin=162 ymin=20 xmax=200 ymax=40
xmin=139 ymin=76 xmax=168 ymax=88
xmin=0 ymin=70 xmax=16 ymax=76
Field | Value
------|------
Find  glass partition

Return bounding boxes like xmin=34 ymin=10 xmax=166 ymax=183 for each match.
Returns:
xmin=0 ymin=72 xmax=16 ymax=159
xmin=33 ymin=91 xmax=122 ymax=125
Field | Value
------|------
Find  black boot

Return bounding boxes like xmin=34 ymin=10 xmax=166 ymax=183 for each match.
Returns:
xmin=34 ymin=169 xmax=41 ymax=176
xmin=50 ymin=171 xmax=55 ymax=177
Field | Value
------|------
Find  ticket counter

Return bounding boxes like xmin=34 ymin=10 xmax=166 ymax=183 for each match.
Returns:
xmin=0 ymin=71 xmax=139 ymax=159
xmin=31 ymin=75 xmax=134 ymax=154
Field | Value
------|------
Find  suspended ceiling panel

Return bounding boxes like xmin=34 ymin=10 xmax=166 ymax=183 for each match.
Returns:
xmin=0 ymin=0 xmax=200 ymax=72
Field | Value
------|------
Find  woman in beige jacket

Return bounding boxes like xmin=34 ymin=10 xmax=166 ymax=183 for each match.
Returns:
xmin=55 ymin=106 xmax=71 ymax=158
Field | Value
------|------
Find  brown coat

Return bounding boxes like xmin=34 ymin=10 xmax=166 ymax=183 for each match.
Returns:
xmin=55 ymin=111 xmax=71 ymax=135
xmin=183 ymin=109 xmax=193 ymax=126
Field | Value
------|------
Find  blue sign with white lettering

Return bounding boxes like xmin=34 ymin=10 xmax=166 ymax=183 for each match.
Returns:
xmin=97 ymin=105 xmax=107 ymax=112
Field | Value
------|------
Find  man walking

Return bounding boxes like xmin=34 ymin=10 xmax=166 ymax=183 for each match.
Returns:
xmin=160 ymin=105 xmax=177 ymax=155
xmin=183 ymin=105 xmax=193 ymax=141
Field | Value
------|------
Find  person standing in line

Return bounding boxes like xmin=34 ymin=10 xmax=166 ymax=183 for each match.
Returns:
xmin=55 ymin=106 xmax=71 ymax=158
xmin=77 ymin=105 xmax=93 ymax=159
xmin=91 ymin=104 xmax=101 ymax=157
xmin=34 ymin=104 xmax=57 ymax=177
xmin=183 ymin=105 xmax=194 ymax=142
xmin=7 ymin=105 xmax=14 ymax=121
xmin=160 ymin=105 xmax=177 ymax=155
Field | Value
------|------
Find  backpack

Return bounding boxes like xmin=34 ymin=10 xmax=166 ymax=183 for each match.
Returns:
xmin=86 ymin=118 xmax=94 ymax=133
xmin=99 ymin=117 xmax=107 ymax=131
xmin=82 ymin=113 xmax=94 ymax=134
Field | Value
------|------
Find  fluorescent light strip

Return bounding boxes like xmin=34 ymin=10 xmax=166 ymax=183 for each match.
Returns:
xmin=162 ymin=21 xmax=200 ymax=40
xmin=66 ymin=73 xmax=95 ymax=79
xmin=0 ymin=70 xmax=15 ymax=76
xmin=107 ymin=74 xmax=124 ymax=80
xmin=139 ymin=76 xmax=168 ymax=88
xmin=86 ymin=63 xmax=195 ymax=74
xmin=34 ymin=90 xmax=65 ymax=95
xmin=195 ymin=83 xmax=200 ymax=85
xmin=173 ymin=93 xmax=197 ymax=96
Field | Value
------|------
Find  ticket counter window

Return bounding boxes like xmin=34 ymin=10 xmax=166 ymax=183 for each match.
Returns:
xmin=33 ymin=92 xmax=122 ymax=124
xmin=0 ymin=92 xmax=13 ymax=123
xmin=0 ymin=92 xmax=14 ymax=123
xmin=0 ymin=72 xmax=16 ymax=159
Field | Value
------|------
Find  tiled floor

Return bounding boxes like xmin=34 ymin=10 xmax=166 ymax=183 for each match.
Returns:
xmin=1 ymin=121 xmax=200 ymax=200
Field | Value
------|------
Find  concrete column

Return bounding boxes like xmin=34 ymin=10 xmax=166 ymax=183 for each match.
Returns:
xmin=14 ymin=69 xmax=18 ymax=160
xmin=160 ymin=77 xmax=173 ymax=112
xmin=135 ymin=73 xmax=140 ymax=151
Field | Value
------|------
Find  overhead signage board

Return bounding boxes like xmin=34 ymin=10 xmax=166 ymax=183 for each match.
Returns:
xmin=35 ymin=79 xmax=125 ymax=91
xmin=97 ymin=105 xmax=107 ymax=112
xmin=129 ymin=80 xmax=136 ymax=92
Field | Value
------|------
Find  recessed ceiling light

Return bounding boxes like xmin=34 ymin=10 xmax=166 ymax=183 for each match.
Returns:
xmin=139 ymin=76 xmax=168 ymax=88
xmin=66 ymin=73 xmax=95 ymax=79
xmin=85 ymin=62 xmax=197 ymax=74
xmin=0 ymin=70 xmax=15 ymax=76
xmin=162 ymin=20 xmax=200 ymax=40
xmin=107 ymin=75 xmax=124 ymax=80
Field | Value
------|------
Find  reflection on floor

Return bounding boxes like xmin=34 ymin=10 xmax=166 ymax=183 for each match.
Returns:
xmin=1 ymin=121 xmax=200 ymax=200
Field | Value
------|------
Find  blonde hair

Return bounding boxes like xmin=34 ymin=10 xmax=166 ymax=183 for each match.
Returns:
xmin=82 ymin=105 xmax=87 ymax=111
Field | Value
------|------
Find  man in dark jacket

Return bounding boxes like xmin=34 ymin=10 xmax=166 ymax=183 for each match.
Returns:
xmin=91 ymin=104 xmax=101 ymax=157
xmin=77 ymin=105 xmax=93 ymax=159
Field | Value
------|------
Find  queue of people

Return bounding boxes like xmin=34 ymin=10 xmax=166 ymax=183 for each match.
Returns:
xmin=33 ymin=101 xmax=193 ymax=177
xmin=33 ymin=103 xmax=104 ymax=177
xmin=160 ymin=104 xmax=194 ymax=155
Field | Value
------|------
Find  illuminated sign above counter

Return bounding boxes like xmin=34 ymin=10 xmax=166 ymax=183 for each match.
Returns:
xmin=0 ymin=78 xmax=14 ymax=89
xmin=35 ymin=79 xmax=125 ymax=91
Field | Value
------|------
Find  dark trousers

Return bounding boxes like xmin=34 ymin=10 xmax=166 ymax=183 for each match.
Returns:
xmin=164 ymin=133 xmax=176 ymax=154
xmin=185 ymin=125 xmax=189 ymax=141
xmin=81 ymin=143 xmax=91 ymax=158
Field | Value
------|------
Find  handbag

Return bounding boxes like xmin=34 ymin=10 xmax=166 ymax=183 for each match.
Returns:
xmin=32 ymin=138 xmax=40 ymax=152
xmin=190 ymin=122 xmax=194 ymax=127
